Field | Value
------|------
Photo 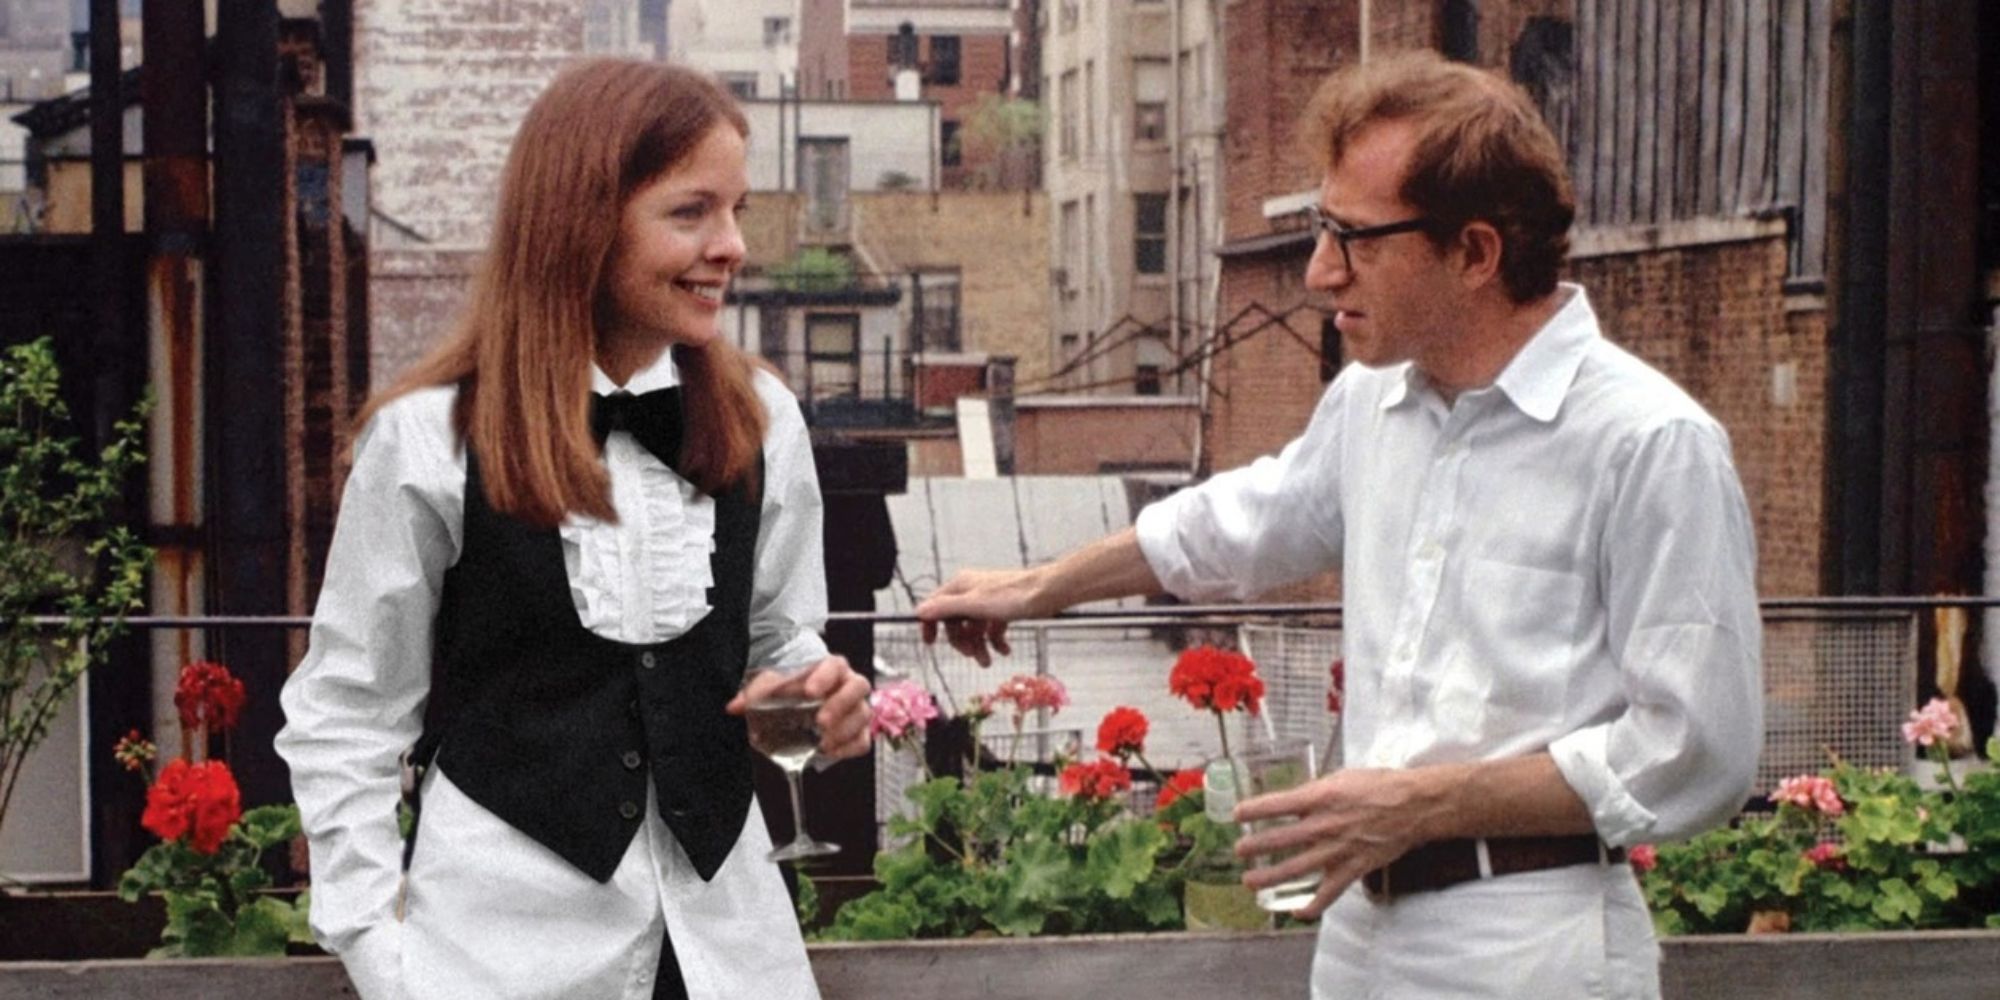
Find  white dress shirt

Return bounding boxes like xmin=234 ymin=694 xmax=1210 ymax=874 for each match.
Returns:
xmin=1136 ymin=284 xmax=1761 ymax=998
xmin=277 ymin=350 xmax=828 ymax=1000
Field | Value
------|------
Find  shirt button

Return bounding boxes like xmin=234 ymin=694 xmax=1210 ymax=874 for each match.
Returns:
xmin=619 ymin=800 xmax=640 ymax=820
xmin=639 ymin=651 xmax=658 ymax=670
xmin=1397 ymin=642 xmax=1416 ymax=662
xmin=622 ymin=750 xmax=643 ymax=770
xmin=628 ymin=699 xmax=640 ymax=718
xmin=1420 ymin=541 xmax=1444 ymax=561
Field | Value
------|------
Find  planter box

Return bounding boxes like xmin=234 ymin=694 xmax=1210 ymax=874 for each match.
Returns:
xmin=2 ymin=930 xmax=1998 ymax=998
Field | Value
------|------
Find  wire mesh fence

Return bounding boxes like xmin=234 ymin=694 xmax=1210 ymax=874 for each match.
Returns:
xmin=870 ymin=607 xmax=1927 ymax=842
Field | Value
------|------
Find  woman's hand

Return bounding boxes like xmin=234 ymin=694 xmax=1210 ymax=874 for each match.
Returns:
xmin=728 ymin=656 xmax=873 ymax=760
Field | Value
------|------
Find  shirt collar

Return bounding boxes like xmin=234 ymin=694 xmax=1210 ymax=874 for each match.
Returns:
xmin=1491 ymin=283 xmax=1597 ymax=423
xmin=590 ymin=346 xmax=683 ymax=396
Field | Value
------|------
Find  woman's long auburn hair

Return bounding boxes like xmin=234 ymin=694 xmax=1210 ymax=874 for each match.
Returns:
xmin=358 ymin=59 xmax=767 ymax=528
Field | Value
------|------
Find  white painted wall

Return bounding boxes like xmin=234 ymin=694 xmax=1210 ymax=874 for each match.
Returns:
xmin=741 ymin=99 xmax=937 ymax=192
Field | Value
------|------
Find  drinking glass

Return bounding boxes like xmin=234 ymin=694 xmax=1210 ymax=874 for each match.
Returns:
xmin=741 ymin=667 xmax=840 ymax=862
xmin=1233 ymin=739 xmax=1321 ymax=912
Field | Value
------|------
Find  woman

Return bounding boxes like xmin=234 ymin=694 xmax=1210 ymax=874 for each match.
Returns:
xmin=276 ymin=60 xmax=871 ymax=1000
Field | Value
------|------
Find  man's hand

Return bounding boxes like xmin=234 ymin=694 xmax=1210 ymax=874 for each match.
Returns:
xmin=914 ymin=567 xmax=1049 ymax=666
xmin=726 ymin=656 xmax=873 ymax=761
xmin=1232 ymin=767 xmax=1439 ymax=919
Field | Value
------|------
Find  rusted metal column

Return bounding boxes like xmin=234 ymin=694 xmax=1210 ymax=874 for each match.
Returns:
xmin=141 ymin=0 xmax=210 ymax=723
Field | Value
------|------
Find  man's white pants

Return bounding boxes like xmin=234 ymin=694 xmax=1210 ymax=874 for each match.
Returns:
xmin=1312 ymin=862 xmax=1661 ymax=1000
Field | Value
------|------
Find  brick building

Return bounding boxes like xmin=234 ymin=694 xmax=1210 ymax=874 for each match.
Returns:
xmin=1207 ymin=0 xmax=1838 ymax=604
xmin=803 ymin=0 xmax=1027 ymax=190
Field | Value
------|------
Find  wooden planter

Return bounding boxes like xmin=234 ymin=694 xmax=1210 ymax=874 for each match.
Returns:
xmin=4 ymin=928 xmax=2000 ymax=999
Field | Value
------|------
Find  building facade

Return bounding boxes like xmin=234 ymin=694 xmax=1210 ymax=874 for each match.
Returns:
xmin=1039 ymin=0 xmax=1222 ymax=402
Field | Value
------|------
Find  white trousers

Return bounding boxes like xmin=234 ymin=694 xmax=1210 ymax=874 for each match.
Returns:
xmin=1312 ymin=861 xmax=1661 ymax=1000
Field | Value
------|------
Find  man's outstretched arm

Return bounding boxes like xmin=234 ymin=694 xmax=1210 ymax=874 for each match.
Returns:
xmin=915 ymin=527 xmax=1167 ymax=665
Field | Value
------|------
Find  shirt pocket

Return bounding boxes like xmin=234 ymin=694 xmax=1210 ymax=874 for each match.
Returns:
xmin=1459 ymin=555 xmax=1589 ymax=728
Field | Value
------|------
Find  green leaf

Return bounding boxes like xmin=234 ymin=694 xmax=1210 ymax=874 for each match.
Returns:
xmin=236 ymin=805 xmax=302 ymax=848
xmin=229 ymin=897 xmax=297 ymax=956
xmin=1085 ymin=820 xmax=1165 ymax=900
xmin=1871 ymin=878 xmax=1922 ymax=925
xmin=164 ymin=892 xmax=234 ymax=957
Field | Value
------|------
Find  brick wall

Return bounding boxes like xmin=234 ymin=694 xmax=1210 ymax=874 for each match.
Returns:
xmin=1221 ymin=0 xmax=1354 ymax=243
xmin=846 ymin=32 xmax=1012 ymax=188
xmin=1012 ymin=399 xmax=1198 ymax=474
xmin=354 ymin=0 xmax=583 ymax=249
xmin=1205 ymin=231 xmax=1829 ymax=601
xmin=798 ymin=0 xmax=848 ymax=99
xmin=368 ymin=247 xmax=477 ymax=390
xmin=1569 ymin=227 xmax=1825 ymax=597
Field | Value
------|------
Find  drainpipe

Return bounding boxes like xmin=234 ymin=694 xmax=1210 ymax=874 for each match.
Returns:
xmin=1984 ymin=277 xmax=2000 ymax=735
xmin=1168 ymin=0 xmax=1182 ymax=397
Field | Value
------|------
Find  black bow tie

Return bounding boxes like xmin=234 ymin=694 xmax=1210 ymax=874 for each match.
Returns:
xmin=590 ymin=388 xmax=685 ymax=473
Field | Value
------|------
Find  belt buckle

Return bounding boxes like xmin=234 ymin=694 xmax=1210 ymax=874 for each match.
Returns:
xmin=1363 ymin=865 xmax=1393 ymax=905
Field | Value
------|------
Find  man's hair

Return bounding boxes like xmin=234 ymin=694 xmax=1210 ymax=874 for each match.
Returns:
xmin=1303 ymin=50 xmax=1575 ymax=302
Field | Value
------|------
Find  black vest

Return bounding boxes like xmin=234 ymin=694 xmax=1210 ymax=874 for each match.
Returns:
xmin=414 ymin=450 xmax=763 ymax=883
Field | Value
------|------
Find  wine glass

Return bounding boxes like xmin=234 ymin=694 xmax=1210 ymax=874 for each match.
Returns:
xmin=742 ymin=667 xmax=840 ymax=862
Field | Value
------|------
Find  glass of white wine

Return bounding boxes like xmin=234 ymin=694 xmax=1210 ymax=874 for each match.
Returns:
xmin=742 ymin=667 xmax=840 ymax=862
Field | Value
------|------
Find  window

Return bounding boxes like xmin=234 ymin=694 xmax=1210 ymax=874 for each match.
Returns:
xmin=1058 ymin=71 xmax=1077 ymax=158
xmin=927 ymin=35 xmax=961 ymax=86
xmin=806 ymin=314 xmax=861 ymax=403
xmin=763 ymin=16 xmax=792 ymax=47
xmin=1134 ymin=194 xmax=1168 ymax=275
xmin=889 ymin=25 xmax=919 ymax=68
xmin=1059 ymin=200 xmax=1080 ymax=298
xmin=1134 ymin=365 xmax=1162 ymax=396
xmin=799 ymin=138 xmax=850 ymax=235
xmin=912 ymin=271 xmax=963 ymax=352
xmin=720 ymin=72 xmax=758 ymax=100
xmin=1320 ymin=316 xmax=1344 ymax=382
xmin=1083 ymin=61 xmax=1096 ymax=155
xmin=1134 ymin=58 xmax=1169 ymax=143
xmin=940 ymin=119 xmax=962 ymax=167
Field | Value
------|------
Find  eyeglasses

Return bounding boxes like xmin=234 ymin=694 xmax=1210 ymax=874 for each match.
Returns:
xmin=1306 ymin=204 xmax=1437 ymax=272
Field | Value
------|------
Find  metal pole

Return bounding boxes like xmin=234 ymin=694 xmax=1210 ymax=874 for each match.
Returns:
xmin=210 ymin=0 xmax=291 ymax=807
xmin=88 ymin=0 xmax=124 ymax=450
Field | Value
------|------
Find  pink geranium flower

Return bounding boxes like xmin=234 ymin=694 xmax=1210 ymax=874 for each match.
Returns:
xmin=868 ymin=680 xmax=939 ymax=745
xmin=1628 ymin=843 xmax=1658 ymax=873
xmin=1902 ymin=698 xmax=1958 ymax=748
xmin=1804 ymin=842 xmax=1846 ymax=871
xmin=977 ymin=674 xmax=1070 ymax=723
xmin=1769 ymin=774 xmax=1845 ymax=817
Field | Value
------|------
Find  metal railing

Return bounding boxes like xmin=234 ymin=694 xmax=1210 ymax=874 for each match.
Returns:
xmin=31 ymin=597 xmax=1992 ymax=853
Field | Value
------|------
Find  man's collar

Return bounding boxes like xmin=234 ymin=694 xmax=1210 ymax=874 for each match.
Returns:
xmin=1375 ymin=284 xmax=1596 ymax=418
xmin=1491 ymin=284 xmax=1596 ymax=423
xmin=591 ymin=345 xmax=683 ymax=396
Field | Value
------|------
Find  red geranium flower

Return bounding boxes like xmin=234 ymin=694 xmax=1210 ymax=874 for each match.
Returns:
xmin=1169 ymin=646 xmax=1265 ymax=716
xmin=1327 ymin=658 xmax=1345 ymax=714
xmin=1804 ymin=842 xmax=1846 ymax=872
xmin=1155 ymin=768 xmax=1204 ymax=810
xmin=174 ymin=661 xmax=247 ymax=734
xmin=1095 ymin=706 xmax=1149 ymax=759
xmin=142 ymin=758 xmax=242 ymax=855
xmin=1628 ymin=843 xmax=1658 ymax=874
xmin=1059 ymin=759 xmax=1133 ymax=803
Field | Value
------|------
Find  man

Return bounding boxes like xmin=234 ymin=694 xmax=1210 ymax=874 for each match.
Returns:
xmin=916 ymin=51 xmax=1760 ymax=998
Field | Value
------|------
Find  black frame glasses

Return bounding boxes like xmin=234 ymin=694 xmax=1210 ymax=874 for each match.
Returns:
xmin=1306 ymin=204 xmax=1437 ymax=272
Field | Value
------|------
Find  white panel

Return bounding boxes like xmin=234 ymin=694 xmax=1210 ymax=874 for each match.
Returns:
xmin=0 ymin=671 xmax=91 ymax=883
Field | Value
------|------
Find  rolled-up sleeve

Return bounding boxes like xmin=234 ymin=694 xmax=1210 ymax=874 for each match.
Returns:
xmin=1136 ymin=373 xmax=1348 ymax=602
xmin=746 ymin=377 xmax=829 ymax=673
xmin=1549 ymin=418 xmax=1763 ymax=846
xmin=274 ymin=391 xmax=462 ymax=988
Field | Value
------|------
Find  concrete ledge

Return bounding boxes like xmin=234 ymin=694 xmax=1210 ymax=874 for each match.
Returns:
xmin=3 ymin=930 xmax=1998 ymax=999
xmin=1570 ymin=216 xmax=1788 ymax=259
